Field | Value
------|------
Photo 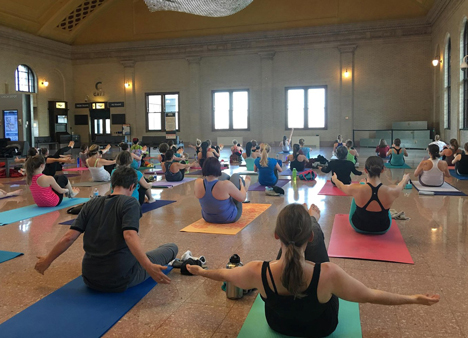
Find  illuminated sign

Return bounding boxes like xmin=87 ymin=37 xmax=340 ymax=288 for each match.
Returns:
xmin=92 ymin=103 xmax=106 ymax=109
xmin=56 ymin=102 xmax=66 ymax=109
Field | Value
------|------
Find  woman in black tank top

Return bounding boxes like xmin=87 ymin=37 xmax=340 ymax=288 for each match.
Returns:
xmin=453 ymin=142 xmax=468 ymax=176
xmin=186 ymin=204 xmax=440 ymax=337
xmin=286 ymin=144 xmax=307 ymax=172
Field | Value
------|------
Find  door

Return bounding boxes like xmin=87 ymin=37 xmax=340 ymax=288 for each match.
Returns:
xmin=89 ymin=107 xmax=111 ymax=141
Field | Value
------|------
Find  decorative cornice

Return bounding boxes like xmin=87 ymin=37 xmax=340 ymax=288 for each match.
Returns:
xmin=338 ymin=45 xmax=358 ymax=53
xmin=426 ymin=0 xmax=463 ymax=26
xmin=258 ymin=51 xmax=276 ymax=60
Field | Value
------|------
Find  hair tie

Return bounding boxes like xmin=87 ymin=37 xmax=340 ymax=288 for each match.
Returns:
xmin=289 ymin=241 xmax=295 ymax=246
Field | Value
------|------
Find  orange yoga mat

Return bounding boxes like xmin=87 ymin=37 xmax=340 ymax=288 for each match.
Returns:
xmin=180 ymin=203 xmax=271 ymax=235
xmin=328 ymin=214 xmax=414 ymax=264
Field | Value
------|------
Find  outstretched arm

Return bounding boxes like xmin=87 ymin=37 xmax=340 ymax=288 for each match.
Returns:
xmin=288 ymin=128 xmax=294 ymax=144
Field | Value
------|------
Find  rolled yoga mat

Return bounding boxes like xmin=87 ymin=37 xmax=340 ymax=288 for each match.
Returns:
xmin=328 ymin=214 xmax=414 ymax=264
xmin=449 ymin=169 xmax=468 ymax=180
xmin=238 ymin=294 xmax=362 ymax=338
xmin=0 ymin=198 xmax=90 ymax=226
xmin=0 ymin=268 xmax=172 ymax=338
xmin=411 ymin=181 xmax=467 ymax=196
xmin=0 ymin=250 xmax=23 ymax=264
xmin=59 ymin=200 xmax=176 ymax=225
xmin=248 ymin=179 xmax=290 ymax=191
xmin=384 ymin=162 xmax=411 ymax=169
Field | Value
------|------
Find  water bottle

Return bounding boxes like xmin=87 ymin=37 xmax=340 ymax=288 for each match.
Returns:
xmin=226 ymin=254 xmax=244 ymax=299
xmin=292 ymin=168 xmax=297 ymax=182
xmin=93 ymin=188 xmax=99 ymax=198
xmin=76 ymin=157 xmax=80 ymax=167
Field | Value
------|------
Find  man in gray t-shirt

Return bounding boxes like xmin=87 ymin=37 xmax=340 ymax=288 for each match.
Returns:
xmin=35 ymin=166 xmax=178 ymax=292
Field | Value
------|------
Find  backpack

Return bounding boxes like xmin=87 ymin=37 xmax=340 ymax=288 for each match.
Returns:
xmin=298 ymin=169 xmax=317 ymax=181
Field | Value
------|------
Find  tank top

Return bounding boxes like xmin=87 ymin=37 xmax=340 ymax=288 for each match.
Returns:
xmin=352 ymin=183 xmax=391 ymax=233
xmin=290 ymin=155 xmax=305 ymax=172
xmin=346 ymin=150 xmax=356 ymax=164
xmin=282 ymin=141 xmax=290 ymax=152
xmin=30 ymin=174 xmax=60 ymax=207
xmin=245 ymin=157 xmax=255 ymax=171
xmin=389 ymin=147 xmax=405 ymax=166
xmin=261 ymin=262 xmax=338 ymax=337
xmin=198 ymin=179 xmax=238 ymax=223
xmin=164 ymin=161 xmax=183 ymax=182
xmin=420 ymin=159 xmax=444 ymax=187
xmin=87 ymin=158 xmax=111 ymax=182
xmin=456 ymin=152 xmax=468 ymax=175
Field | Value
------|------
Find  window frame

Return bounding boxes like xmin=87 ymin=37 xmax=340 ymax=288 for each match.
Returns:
xmin=445 ymin=38 xmax=451 ymax=130
xmin=211 ymin=89 xmax=250 ymax=131
xmin=145 ymin=92 xmax=180 ymax=132
xmin=284 ymin=85 xmax=328 ymax=130
xmin=15 ymin=64 xmax=36 ymax=93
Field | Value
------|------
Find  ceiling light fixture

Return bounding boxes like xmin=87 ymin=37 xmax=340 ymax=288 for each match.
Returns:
xmin=144 ymin=0 xmax=253 ymax=17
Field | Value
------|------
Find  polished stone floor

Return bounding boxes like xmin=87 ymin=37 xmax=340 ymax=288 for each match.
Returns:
xmin=0 ymin=146 xmax=467 ymax=338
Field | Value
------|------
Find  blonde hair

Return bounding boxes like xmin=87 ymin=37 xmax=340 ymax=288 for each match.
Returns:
xmin=260 ymin=143 xmax=271 ymax=167
xmin=196 ymin=139 xmax=201 ymax=146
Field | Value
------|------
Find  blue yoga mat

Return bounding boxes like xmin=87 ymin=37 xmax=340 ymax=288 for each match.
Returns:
xmin=0 ymin=267 xmax=172 ymax=338
xmin=238 ymin=295 xmax=362 ymax=338
xmin=0 ymin=198 xmax=90 ymax=226
xmin=384 ymin=162 xmax=411 ymax=169
xmin=0 ymin=250 xmax=23 ymax=264
xmin=59 ymin=200 xmax=176 ymax=225
xmin=449 ymin=169 xmax=468 ymax=180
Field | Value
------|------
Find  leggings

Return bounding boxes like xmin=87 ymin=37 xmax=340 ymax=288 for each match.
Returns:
xmin=138 ymin=186 xmax=146 ymax=205
xmin=52 ymin=175 xmax=69 ymax=206
xmin=218 ymin=172 xmax=244 ymax=222
xmin=349 ymin=199 xmax=391 ymax=235
xmin=104 ymin=164 xmax=116 ymax=176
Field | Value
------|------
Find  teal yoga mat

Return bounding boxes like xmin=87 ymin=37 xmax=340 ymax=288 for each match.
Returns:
xmin=0 ymin=250 xmax=23 ymax=264
xmin=0 ymin=198 xmax=89 ymax=226
xmin=238 ymin=295 xmax=362 ymax=338
xmin=384 ymin=163 xmax=411 ymax=169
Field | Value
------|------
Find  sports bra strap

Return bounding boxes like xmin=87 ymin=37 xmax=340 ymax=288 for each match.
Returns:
xmin=261 ymin=261 xmax=278 ymax=296
xmin=362 ymin=183 xmax=385 ymax=210
xmin=310 ymin=263 xmax=321 ymax=295
xmin=94 ymin=158 xmax=99 ymax=167
xmin=267 ymin=263 xmax=279 ymax=294
xmin=392 ymin=147 xmax=402 ymax=154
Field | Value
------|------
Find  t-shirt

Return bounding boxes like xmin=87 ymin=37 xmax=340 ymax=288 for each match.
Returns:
xmin=79 ymin=153 xmax=88 ymax=167
xmin=255 ymin=157 xmax=278 ymax=186
xmin=375 ymin=146 xmax=390 ymax=158
xmin=71 ymin=195 xmax=142 ymax=292
xmin=131 ymin=159 xmax=139 ymax=170
xmin=111 ymin=168 xmax=142 ymax=201
xmin=321 ymin=159 xmax=362 ymax=184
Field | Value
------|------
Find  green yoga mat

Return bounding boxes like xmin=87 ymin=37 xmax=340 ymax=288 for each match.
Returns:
xmin=0 ymin=198 xmax=90 ymax=226
xmin=238 ymin=295 xmax=362 ymax=338
xmin=384 ymin=163 xmax=411 ymax=169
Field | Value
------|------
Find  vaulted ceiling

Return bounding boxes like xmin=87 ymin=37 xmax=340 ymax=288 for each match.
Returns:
xmin=0 ymin=0 xmax=435 ymax=45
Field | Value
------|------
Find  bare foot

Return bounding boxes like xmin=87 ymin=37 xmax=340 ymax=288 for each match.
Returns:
xmin=243 ymin=176 xmax=251 ymax=191
xmin=9 ymin=189 xmax=23 ymax=197
xmin=304 ymin=203 xmax=321 ymax=221
xmin=68 ymin=141 xmax=75 ymax=148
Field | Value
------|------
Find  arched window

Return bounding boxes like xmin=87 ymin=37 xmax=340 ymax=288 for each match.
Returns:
xmin=444 ymin=37 xmax=451 ymax=129
xmin=463 ymin=22 xmax=468 ymax=129
xmin=15 ymin=65 xmax=36 ymax=93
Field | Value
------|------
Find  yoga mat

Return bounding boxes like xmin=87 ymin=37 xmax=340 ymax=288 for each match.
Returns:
xmin=0 ymin=250 xmax=23 ymax=264
xmin=180 ymin=203 xmax=271 ymax=235
xmin=279 ymin=169 xmax=306 ymax=176
xmin=72 ymin=181 xmax=109 ymax=187
xmin=59 ymin=200 xmax=176 ymax=225
xmin=328 ymin=214 xmax=414 ymax=264
xmin=0 ymin=267 xmax=173 ymax=338
xmin=449 ymin=169 xmax=468 ymax=180
xmin=63 ymin=167 xmax=89 ymax=172
xmin=318 ymin=181 xmax=357 ymax=196
xmin=185 ymin=169 xmax=203 ymax=176
xmin=412 ymin=181 xmax=466 ymax=196
xmin=249 ymin=179 xmax=290 ymax=191
xmin=151 ymin=177 xmax=196 ymax=188
xmin=238 ymin=294 xmax=362 ymax=338
xmin=0 ymin=198 xmax=90 ymax=226
xmin=5 ymin=180 xmax=27 ymax=185
xmin=237 ymin=171 xmax=258 ymax=175
xmin=384 ymin=163 xmax=411 ymax=169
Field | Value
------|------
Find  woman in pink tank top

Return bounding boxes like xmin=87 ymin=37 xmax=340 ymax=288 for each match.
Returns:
xmin=26 ymin=156 xmax=80 ymax=207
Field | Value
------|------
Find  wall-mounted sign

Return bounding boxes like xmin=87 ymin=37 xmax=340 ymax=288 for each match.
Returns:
xmin=55 ymin=102 xmax=66 ymax=109
xmin=93 ymin=82 xmax=105 ymax=97
xmin=109 ymin=102 xmax=124 ymax=108
xmin=75 ymin=103 xmax=90 ymax=109
xmin=92 ymin=102 xmax=106 ymax=110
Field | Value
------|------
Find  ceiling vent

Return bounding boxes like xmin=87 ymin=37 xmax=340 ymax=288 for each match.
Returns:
xmin=57 ymin=0 xmax=107 ymax=32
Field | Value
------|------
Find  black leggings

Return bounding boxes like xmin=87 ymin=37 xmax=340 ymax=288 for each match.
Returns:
xmin=104 ymin=164 xmax=116 ymax=175
xmin=53 ymin=175 xmax=69 ymax=206
xmin=138 ymin=186 xmax=146 ymax=205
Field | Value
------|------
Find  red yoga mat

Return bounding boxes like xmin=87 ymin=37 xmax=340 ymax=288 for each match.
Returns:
xmin=328 ymin=214 xmax=414 ymax=264
xmin=63 ymin=167 xmax=89 ymax=172
xmin=318 ymin=180 xmax=356 ymax=196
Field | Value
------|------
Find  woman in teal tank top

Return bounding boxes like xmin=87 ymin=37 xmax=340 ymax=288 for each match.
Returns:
xmin=387 ymin=138 xmax=408 ymax=166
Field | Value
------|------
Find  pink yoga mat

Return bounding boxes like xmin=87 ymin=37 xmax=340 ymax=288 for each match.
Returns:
xmin=328 ymin=214 xmax=414 ymax=264
xmin=318 ymin=180 xmax=357 ymax=196
xmin=248 ymin=179 xmax=290 ymax=191
xmin=63 ymin=167 xmax=89 ymax=172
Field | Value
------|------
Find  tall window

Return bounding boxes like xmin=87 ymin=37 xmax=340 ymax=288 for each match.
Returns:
xmin=463 ymin=23 xmax=468 ymax=129
xmin=146 ymin=93 xmax=180 ymax=131
xmin=286 ymin=86 xmax=327 ymax=129
xmin=212 ymin=90 xmax=249 ymax=130
xmin=15 ymin=65 xmax=36 ymax=93
xmin=445 ymin=38 xmax=451 ymax=129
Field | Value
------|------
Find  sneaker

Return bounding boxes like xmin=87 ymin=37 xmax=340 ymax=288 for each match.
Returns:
xmin=355 ymin=162 xmax=360 ymax=167
xmin=181 ymin=250 xmax=192 ymax=261
xmin=266 ymin=187 xmax=280 ymax=196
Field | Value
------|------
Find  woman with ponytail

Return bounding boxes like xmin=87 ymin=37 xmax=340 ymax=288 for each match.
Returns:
xmin=254 ymin=144 xmax=282 ymax=186
xmin=187 ymin=203 xmax=439 ymax=337
xmin=26 ymin=155 xmax=79 ymax=207
xmin=285 ymin=144 xmax=307 ymax=172
xmin=242 ymin=142 xmax=256 ymax=171
xmin=440 ymin=138 xmax=461 ymax=165
xmin=415 ymin=144 xmax=451 ymax=187
xmin=197 ymin=141 xmax=216 ymax=169
xmin=333 ymin=156 xmax=410 ymax=234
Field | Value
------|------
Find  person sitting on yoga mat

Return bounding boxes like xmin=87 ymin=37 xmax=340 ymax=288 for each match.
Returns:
xmin=345 ymin=139 xmax=359 ymax=166
xmin=35 ymin=166 xmax=178 ymax=292
xmin=206 ymin=139 xmax=222 ymax=159
xmin=298 ymin=138 xmax=311 ymax=159
xmin=242 ymin=141 xmax=256 ymax=171
xmin=285 ymin=144 xmax=307 ymax=172
xmin=186 ymin=203 xmax=439 ymax=337
xmin=387 ymin=138 xmax=408 ymax=166
xmin=40 ymin=142 xmax=76 ymax=177
xmin=120 ymin=142 xmax=143 ymax=169
xmin=198 ymin=141 xmax=217 ymax=169
xmin=254 ymin=144 xmax=283 ymax=186
xmin=26 ymin=155 xmax=79 ymax=207
xmin=279 ymin=128 xmax=294 ymax=153
xmin=195 ymin=157 xmax=251 ymax=224
xmin=440 ymin=138 xmax=461 ymax=165
xmin=429 ymin=135 xmax=447 ymax=152
xmin=452 ymin=142 xmax=468 ymax=176
xmin=113 ymin=151 xmax=154 ymax=205
xmin=79 ymin=144 xmax=89 ymax=167
xmin=333 ymin=134 xmax=344 ymax=156
xmin=415 ymin=144 xmax=451 ymax=187
xmin=86 ymin=145 xmax=116 ymax=182
xmin=230 ymin=140 xmax=243 ymax=163
xmin=162 ymin=150 xmax=197 ymax=182
xmin=321 ymin=146 xmax=362 ymax=185
xmin=375 ymin=139 xmax=390 ymax=158
xmin=188 ymin=138 xmax=202 ymax=158
xmin=333 ymin=156 xmax=410 ymax=234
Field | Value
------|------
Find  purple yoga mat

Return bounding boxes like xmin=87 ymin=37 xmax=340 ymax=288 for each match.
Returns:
xmin=248 ymin=179 xmax=290 ymax=191
xmin=151 ymin=177 xmax=196 ymax=188
xmin=6 ymin=180 xmax=27 ymax=185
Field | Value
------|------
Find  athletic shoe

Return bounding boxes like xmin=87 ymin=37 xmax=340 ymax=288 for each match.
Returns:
xmin=355 ymin=162 xmax=359 ymax=167
xmin=181 ymin=250 xmax=192 ymax=261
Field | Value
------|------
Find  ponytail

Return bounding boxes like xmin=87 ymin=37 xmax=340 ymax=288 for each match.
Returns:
xmin=201 ymin=141 xmax=208 ymax=159
xmin=245 ymin=142 xmax=252 ymax=157
xmin=282 ymin=243 xmax=305 ymax=298
xmin=292 ymin=144 xmax=300 ymax=159
xmin=260 ymin=144 xmax=271 ymax=167
xmin=25 ymin=155 xmax=45 ymax=185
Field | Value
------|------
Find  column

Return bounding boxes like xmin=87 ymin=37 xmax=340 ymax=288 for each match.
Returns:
xmin=186 ymin=56 xmax=202 ymax=142
xmin=258 ymin=51 xmax=276 ymax=143
xmin=338 ymin=45 xmax=357 ymax=141
xmin=121 ymin=60 xmax=136 ymax=140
